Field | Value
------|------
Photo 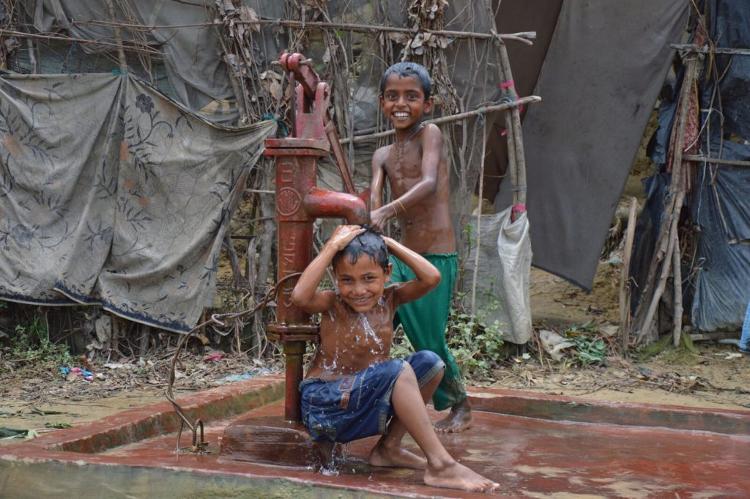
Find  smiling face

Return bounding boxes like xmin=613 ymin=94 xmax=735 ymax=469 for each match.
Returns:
xmin=380 ymin=74 xmax=433 ymax=132
xmin=333 ymin=254 xmax=391 ymax=313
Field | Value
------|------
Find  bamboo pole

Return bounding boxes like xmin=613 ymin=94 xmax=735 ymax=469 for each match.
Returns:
xmin=470 ymin=119 xmax=488 ymax=315
xmin=498 ymin=49 xmax=519 ymax=209
xmin=683 ymin=154 xmax=750 ymax=167
xmin=672 ymin=230 xmax=683 ymax=347
xmin=339 ymin=96 xmax=540 ymax=145
xmin=104 ymin=0 xmax=128 ymax=73
xmin=26 ymin=38 xmax=37 ymax=74
xmin=0 ymin=29 xmax=161 ymax=55
xmin=619 ymin=197 xmax=638 ymax=352
xmin=634 ymin=56 xmax=699 ymax=343
xmin=495 ymin=36 xmax=528 ymax=207
xmin=74 ymin=19 xmax=537 ymax=44
xmin=504 ymin=110 xmax=518 ymax=196
xmin=640 ymin=210 xmax=679 ymax=343
xmin=671 ymin=43 xmax=750 ymax=56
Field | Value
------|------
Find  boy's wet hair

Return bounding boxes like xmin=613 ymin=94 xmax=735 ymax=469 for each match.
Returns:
xmin=380 ymin=61 xmax=432 ymax=99
xmin=332 ymin=226 xmax=389 ymax=272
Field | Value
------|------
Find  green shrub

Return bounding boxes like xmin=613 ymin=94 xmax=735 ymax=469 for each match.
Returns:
xmin=564 ymin=322 xmax=606 ymax=365
xmin=391 ymin=309 xmax=505 ymax=381
xmin=9 ymin=316 xmax=72 ymax=366
xmin=446 ymin=311 xmax=505 ymax=379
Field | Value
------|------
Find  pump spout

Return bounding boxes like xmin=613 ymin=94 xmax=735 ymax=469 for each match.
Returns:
xmin=303 ymin=187 xmax=369 ymax=225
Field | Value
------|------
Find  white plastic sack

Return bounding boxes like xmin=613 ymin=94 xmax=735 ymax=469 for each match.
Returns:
xmin=462 ymin=206 xmax=533 ymax=344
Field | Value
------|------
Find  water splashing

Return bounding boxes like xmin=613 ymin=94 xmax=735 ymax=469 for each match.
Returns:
xmin=319 ymin=464 xmax=340 ymax=476
xmin=321 ymin=357 xmax=338 ymax=371
xmin=358 ymin=313 xmax=383 ymax=349
xmin=318 ymin=443 xmax=342 ymax=476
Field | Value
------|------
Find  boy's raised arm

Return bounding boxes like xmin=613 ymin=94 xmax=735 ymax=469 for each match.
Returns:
xmin=384 ymin=235 xmax=441 ymax=304
xmin=291 ymin=225 xmax=365 ymax=313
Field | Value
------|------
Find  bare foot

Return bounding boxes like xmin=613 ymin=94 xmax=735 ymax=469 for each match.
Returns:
xmin=369 ymin=440 xmax=427 ymax=469
xmin=424 ymin=460 xmax=499 ymax=493
xmin=434 ymin=399 xmax=472 ymax=433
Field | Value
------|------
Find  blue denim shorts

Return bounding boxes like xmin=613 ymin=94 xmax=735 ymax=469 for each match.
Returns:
xmin=299 ymin=350 xmax=445 ymax=443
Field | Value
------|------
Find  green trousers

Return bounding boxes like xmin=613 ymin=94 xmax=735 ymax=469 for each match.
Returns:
xmin=391 ymin=253 xmax=466 ymax=411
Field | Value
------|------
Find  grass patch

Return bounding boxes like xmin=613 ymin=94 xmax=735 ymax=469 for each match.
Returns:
xmin=635 ymin=333 xmax=698 ymax=364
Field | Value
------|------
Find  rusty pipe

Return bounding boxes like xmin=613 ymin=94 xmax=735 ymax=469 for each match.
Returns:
xmin=302 ymin=187 xmax=369 ymax=225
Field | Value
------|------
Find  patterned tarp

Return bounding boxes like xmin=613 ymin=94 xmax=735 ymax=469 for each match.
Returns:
xmin=0 ymin=73 xmax=274 ymax=332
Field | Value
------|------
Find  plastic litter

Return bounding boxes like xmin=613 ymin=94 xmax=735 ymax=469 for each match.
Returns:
xmin=59 ymin=366 xmax=94 ymax=382
xmin=539 ymin=329 xmax=576 ymax=361
xmin=219 ymin=368 xmax=274 ymax=384
xmin=203 ymin=352 xmax=225 ymax=362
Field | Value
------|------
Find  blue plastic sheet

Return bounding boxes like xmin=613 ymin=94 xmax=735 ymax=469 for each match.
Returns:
xmin=691 ymin=165 xmax=750 ymax=330
xmin=689 ymin=1 xmax=750 ymax=330
xmin=641 ymin=0 xmax=750 ymax=331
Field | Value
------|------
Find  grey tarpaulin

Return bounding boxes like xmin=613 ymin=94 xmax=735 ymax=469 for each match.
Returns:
xmin=22 ymin=0 xmax=501 ymax=235
xmin=520 ymin=0 xmax=688 ymax=289
xmin=462 ymin=207 xmax=532 ymax=344
xmin=28 ymin=0 xmax=245 ymax=123
xmin=0 ymin=73 xmax=275 ymax=332
xmin=484 ymin=0 xmax=563 ymax=202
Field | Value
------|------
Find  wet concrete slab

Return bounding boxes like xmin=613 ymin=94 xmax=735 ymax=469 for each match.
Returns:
xmin=1 ymin=378 xmax=749 ymax=498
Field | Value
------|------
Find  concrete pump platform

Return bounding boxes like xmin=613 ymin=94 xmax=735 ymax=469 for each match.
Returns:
xmin=1 ymin=376 xmax=749 ymax=498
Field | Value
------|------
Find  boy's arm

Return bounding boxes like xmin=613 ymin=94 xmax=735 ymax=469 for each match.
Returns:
xmin=384 ymin=236 xmax=441 ymax=305
xmin=370 ymin=146 xmax=388 ymax=213
xmin=291 ymin=225 xmax=366 ymax=313
xmin=371 ymin=124 xmax=442 ymax=230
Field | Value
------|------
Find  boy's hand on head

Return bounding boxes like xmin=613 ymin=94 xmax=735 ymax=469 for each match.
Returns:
xmin=326 ymin=225 xmax=367 ymax=252
xmin=381 ymin=235 xmax=397 ymax=248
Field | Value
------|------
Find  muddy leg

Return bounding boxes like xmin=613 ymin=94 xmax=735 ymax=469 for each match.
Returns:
xmin=374 ymin=365 xmax=499 ymax=492
xmin=369 ymin=364 xmax=443 ymax=469
xmin=434 ymin=398 xmax=473 ymax=433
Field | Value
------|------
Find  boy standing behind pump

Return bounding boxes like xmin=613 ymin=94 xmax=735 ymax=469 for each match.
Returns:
xmin=370 ymin=61 xmax=472 ymax=432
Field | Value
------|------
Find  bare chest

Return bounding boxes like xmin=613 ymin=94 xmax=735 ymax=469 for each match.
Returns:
xmin=319 ymin=299 xmax=394 ymax=357
xmin=384 ymin=145 xmax=424 ymax=194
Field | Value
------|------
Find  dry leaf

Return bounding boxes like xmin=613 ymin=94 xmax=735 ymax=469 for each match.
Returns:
xmin=269 ymin=80 xmax=282 ymax=101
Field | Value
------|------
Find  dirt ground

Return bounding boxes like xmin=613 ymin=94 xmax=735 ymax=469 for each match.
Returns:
xmin=521 ymin=262 xmax=750 ymax=411
xmin=0 ymin=352 xmax=277 ymax=444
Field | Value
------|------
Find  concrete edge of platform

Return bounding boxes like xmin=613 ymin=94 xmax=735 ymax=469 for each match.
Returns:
xmin=468 ymin=387 xmax=750 ymax=436
xmin=0 ymin=458 xmax=402 ymax=499
xmin=8 ymin=376 xmax=285 ymax=454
